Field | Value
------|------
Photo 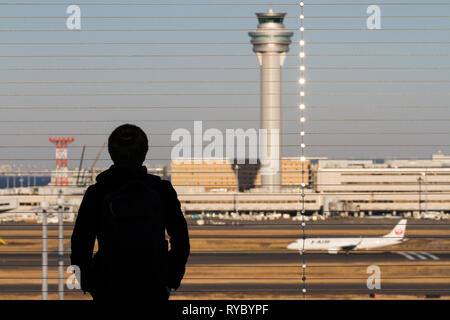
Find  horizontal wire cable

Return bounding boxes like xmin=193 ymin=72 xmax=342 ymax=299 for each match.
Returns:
xmin=0 ymin=290 xmax=446 ymax=294
xmin=298 ymin=16 xmax=450 ymax=18
xmin=1 ymin=235 xmax=449 ymax=240
xmin=6 ymin=144 xmax=450 ymax=148
xmin=1 ymin=92 xmax=448 ymax=96
xmin=305 ymin=28 xmax=450 ymax=31
xmin=2 ymin=28 xmax=450 ymax=32
xmin=2 ymin=170 xmax=450 ymax=174
xmin=1 ymin=223 xmax=448 ymax=226
xmin=0 ymin=249 xmax=449 ymax=253
xmin=2 ymin=119 xmax=450 ymax=122
xmin=3 ymin=191 xmax=450 ymax=195
xmin=0 ymin=29 xmax=300 ymax=32
xmin=1 ymin=67 xmax=449 ymax=71
xmin=0 ymin=2 xmax=448 ymax=6
xmin=1 ymin=107 xmax=450 ymax=111
xmin=299 ymin=107 xmax=450 ymax=110
xmin=1 ymin=277 xmax=450 ymax=280
xmin=0 ymin=265 xmax=449 ymax=270
xmin=1 ymin=275 xmax=450 ymax=279
xmin=304 ymin=264 xmax=450 ymax=267
xmin=2 ymin=158 xmax=450 ymax=161
xmin=308 ymin=41 xmax=450 ymax=45
xmin=0 ymin=16 xmax=449 ymax=19
xmin=299 ymin=2 xmax=450 ymax=6
xmin=0 ymin=54 xmax=449 ymax=58
xmin=2 ymin=159 xmax=450 ymax=163
xmin=0 ymin=2 xmax=301 ymax=6
xmin=303 ymin=92 xmax=450 ymax=95
xmin=0 ymin=67 xmax=297 ymax=70
xmin=309 ymin=67 xmax=450 ymax=70
xmin=0 ymin=42 xmax=294 ymax=46
xmin=4 ymin=183 xmax=450 ymax=187
xmin=0 ymin=80 xmax=450 ymax=84
xmin=0 ymin=80 xmax=298 ymax=84
xmin=0 ymin=132 xmax=450 ymax=135
xmin=309 ymin=80 xmax=450 ymax=83
xmin=0 ymin=277 xmax=305 ymax=280
xmin=2 ymin=42 xmax=450 ymax=46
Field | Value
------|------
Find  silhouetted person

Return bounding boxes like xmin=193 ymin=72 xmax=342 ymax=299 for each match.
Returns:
xmin=71 ymin=124 xmax=190 ymax=304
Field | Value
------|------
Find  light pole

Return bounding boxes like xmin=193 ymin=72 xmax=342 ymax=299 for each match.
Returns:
xmin=18 ymin=165 xmax=23 ymax=188
xmin=418 ymin=176 xmax=423 ymax=216
xmin=26 ymin=165 xmax=30 ymax=187
xmin=12 ymin=165 xmax=16 ymax=189
xmin=41 ymin=201 xmax=48 ymax=300
xmin=422 ymin=172 xmax=428 ymax=215
xmin=57 ymin=190 xmax=64 ymax=300
xmin=32 ymin=165 xmax=37 ymax=187
xmin=235 ymin=164 xmax=239 ymax=214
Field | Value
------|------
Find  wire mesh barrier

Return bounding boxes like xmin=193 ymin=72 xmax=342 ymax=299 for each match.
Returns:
xmin=0 ymin=0 xmax=449 ymax=301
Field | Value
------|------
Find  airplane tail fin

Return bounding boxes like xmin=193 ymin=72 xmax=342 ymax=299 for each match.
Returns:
xmin=383 ymin=219 xmax=407 ymax=239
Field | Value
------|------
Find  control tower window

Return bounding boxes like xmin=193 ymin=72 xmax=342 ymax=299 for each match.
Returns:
xmin=252 ymin=35 xmax=269 ymax=40
xmin=275 ymin=36 xmax=291 ymax=40
xmin=259 ymin=18 xmax=283 ymax=24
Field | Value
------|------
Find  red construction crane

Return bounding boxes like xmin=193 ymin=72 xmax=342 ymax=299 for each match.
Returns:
xmin=49 ymin=137 xmax=74 ymax=186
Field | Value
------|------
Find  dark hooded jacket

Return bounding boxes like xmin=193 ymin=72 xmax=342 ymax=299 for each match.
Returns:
xmin=70 ymin=163 xmax=190 ymax=299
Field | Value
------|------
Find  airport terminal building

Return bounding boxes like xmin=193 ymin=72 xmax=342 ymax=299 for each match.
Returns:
xmin=169 ymin=153 xmax=450 ymax=216
xmin=2 ymin=153 xmax=450 ymax=218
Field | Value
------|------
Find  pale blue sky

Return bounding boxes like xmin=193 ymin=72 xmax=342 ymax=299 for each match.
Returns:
xmin=0 ymin=0 xmax=449 ymax=170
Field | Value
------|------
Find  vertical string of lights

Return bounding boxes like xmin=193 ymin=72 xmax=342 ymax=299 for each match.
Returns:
xmin=299 ymin=0 xmax=307 ymax=300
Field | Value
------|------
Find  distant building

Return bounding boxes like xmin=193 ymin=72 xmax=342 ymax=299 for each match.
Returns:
xmin=170 ymin=159 xmax=237 ymax=192
xmin=314 ymin=153 xmax=450 ymax=194
xmin=170 ymin=158 xmax=310 ymax=193
xmin=313 ymin=152 xmax=450 ymax=214
xmin=50 ymin=164 xmax=168 ymax=187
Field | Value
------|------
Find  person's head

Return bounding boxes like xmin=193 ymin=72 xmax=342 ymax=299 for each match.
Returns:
xmin=108 ymin=124 xmax=148 ymax=165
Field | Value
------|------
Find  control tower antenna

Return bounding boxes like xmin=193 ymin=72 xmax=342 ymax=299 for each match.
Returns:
xmin=249 ymin=9 xmax=293 ymax=191
xmin=49 ymin=137 xmax=74 ymax=186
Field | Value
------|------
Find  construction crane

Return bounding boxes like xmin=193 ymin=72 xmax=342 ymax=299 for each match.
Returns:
xmin=88 ymin=142 xmax=107 ymax=185
xmin=76 ymin=145 xmax=86 ymax=187
xmin=79 ymin=142 xmax=106 ymax=186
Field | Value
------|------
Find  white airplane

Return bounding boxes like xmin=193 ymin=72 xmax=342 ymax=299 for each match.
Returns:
xmin=287 ymin=219 xmax=408 ymax=254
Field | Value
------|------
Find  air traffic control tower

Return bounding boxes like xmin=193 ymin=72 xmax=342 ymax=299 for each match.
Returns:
xmin=249 ymin=9 xmax=293 ymax=191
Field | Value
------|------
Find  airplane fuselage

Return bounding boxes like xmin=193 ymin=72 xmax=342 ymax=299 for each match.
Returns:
xmin=287 ymin=219 xmax=408 ymax=254
xmin=287 ymin=237 xmax=403 ymax=253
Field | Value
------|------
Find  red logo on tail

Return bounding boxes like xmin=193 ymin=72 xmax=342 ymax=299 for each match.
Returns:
xmin=394 ymin=228 xmax=403 ymax=235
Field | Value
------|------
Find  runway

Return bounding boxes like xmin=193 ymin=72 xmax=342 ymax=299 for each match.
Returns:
xmin=1 ymin=219 xmax=449 ymax=298
xmin=187 ymin=218 xmax=450 ymax=231
xmin=1 ymin=251 xmax=450 ymax=268
xmin=0 ymin=282 xmax=449 ymax=297
xmin=2 ymin=217 xmax=450 ymax=232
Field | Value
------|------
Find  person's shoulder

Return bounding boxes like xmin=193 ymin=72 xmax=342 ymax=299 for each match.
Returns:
xmin=146 ymin=175 xmax=176 ymax=194
xmin=82 ymin=181 xmax=105 ymax=198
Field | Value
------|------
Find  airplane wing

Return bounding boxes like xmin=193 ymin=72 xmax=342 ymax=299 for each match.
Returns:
xmin=340 ymin=244 xmax=357 ymax=251
xmin=340 ymin=237 xmax=362 ymax=252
